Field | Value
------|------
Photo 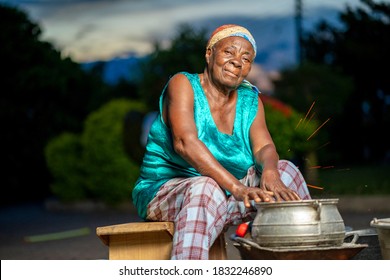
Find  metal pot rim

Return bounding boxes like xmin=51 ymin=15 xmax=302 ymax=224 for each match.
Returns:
xmin=255 ymin=198 xmax=339 ymax=208
xmin=370 ymin=218 xmax=390 ymax=229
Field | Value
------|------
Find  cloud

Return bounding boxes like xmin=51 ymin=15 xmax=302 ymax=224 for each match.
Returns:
xmin=73 ymin=23 xmax=96 ymax=40
xmin=2 ymin=0 xmax=364 ymax=63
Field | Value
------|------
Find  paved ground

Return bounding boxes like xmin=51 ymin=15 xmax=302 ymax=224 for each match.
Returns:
xmin=0 ymin=196 xmax=389 ymax=260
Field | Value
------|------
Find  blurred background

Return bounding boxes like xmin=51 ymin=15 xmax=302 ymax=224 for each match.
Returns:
xmin=1 ymin=0 xmax=389 ymax=259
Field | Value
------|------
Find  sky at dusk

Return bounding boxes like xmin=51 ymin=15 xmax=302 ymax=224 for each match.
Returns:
xmin=2 ymin=0 xmax=380 ymax=63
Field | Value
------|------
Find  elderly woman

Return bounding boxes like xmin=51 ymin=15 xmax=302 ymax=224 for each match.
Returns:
xmin=132 ymin=24 xmax=311 ymax=259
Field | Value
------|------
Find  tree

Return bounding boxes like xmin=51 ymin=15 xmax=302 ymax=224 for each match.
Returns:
xmin=0 ymin=4 xmax=110 ymax=204
xmin=273 ymin=62 xmax=354 ymax=164
xmin=301 ymin=0 xmax=390 ymax=164
xmin=138 ymin=24 xmax=208 ymax=110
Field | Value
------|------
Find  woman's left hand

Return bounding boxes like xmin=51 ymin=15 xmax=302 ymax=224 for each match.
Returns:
xmin=259 ymin=169 xmax=301 ymax=201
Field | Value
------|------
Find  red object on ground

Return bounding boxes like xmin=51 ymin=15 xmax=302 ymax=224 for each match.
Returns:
xmin=236 ymin=222 xmax=249 ymax=237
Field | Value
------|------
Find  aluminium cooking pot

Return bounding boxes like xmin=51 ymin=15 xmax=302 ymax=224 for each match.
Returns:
xmin=370 ymin=217 xmax=390 ymax=259
xmin=252 ymin=198 xmax=346 ymax=248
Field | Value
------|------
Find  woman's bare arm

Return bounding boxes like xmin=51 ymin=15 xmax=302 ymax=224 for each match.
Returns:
xmin=250 ymin=96 xmax=301 ymax=201
xmin=163 ymin=74 xmax=272 ymax=206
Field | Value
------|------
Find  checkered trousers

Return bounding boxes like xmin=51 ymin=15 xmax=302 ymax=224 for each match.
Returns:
xmin=146 ymin=160 xmax=311 ymax=260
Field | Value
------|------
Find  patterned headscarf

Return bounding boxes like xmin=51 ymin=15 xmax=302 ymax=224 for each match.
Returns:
xmin=206 ymin=24 xmax=257 ymax=57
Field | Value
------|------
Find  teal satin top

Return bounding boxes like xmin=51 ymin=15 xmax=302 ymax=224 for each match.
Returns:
xmin=132 ymin=72 xmax=259 ymax=219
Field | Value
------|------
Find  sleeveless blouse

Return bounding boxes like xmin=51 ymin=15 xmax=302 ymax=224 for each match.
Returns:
xmin=132 ymin=72 xmax=259 ymax=219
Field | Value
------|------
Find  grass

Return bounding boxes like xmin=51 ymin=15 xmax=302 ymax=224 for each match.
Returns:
xmin=305 ymin=163 xmax=390 ymax=198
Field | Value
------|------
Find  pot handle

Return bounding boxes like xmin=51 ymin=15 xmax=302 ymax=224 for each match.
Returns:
xmin=344 ymin=231 xmax=359 ymax=244
xmin=233 ymin=236 xmax=264 ymax=250
xmin=313 ymin=200 xmax=322 ymax=221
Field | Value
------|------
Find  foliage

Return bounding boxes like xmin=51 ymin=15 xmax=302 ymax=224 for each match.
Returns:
xmin=0 ymin=4 xmax=111 ymax=204
xmin=138 ymin=24 xmax=208 ymax=110
xmin=82 ymin=99 xmax=146 ymax=204
xmin=261 ymin=96 xmax=320 ymax=161
xmin=301 ymin=0 xmax=390 ymax=164
xmin=273 ymin=62 xmax=353 ymax=121
xmin=44 ymin=133 xmax=87 ymax=201
xmin=273 ymin=62 xmax=353 ymax=164
xmin=45 ymin=99 xmax=147 ymax=205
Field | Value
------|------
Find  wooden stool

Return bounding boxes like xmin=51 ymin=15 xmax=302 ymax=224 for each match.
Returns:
xmin=96 ymin=222 xmax=227 ymax=260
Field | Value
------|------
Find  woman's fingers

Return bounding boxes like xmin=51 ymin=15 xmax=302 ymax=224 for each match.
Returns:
xmin=252 ymin=189 xmax=271 ymax=202
xmin=278 ymin=189 xmax=301 ymax=201
xmin=243 ymin=189 xmax=274 ymax=207
xmin=243 ymin=196 xmax=251 ymax=208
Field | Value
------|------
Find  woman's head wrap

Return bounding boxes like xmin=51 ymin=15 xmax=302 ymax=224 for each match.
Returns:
xmin=206 ymin=24 xmax=257 ymax=57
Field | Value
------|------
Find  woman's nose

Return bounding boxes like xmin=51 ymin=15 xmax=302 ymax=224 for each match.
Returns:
xmin=230 ymin=57 xmax=242 ymax=68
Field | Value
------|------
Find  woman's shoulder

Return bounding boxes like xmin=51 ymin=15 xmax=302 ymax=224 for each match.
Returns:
xmin=165 ymin=72 xmax=201 ymax=99
xmin=170 ymin=71 xmax=198 ymax=82
xmin=167 ymin=72 xmax=191 ymax=87
xmin=167 ymin=72 xmax=200 ymax=89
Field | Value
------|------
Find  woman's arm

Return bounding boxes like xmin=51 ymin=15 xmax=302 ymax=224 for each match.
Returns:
xmin=163 ymin=73 xmax=272 ymax=206
xmin=250 ymin=96 xmax=301 ymax=201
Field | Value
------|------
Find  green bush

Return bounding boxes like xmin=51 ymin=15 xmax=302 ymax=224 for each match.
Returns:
xmin=262 ymin=96 xmax=320 ymax=160
xmin=45 ymin=98 xmax=147 ymax=205
xmin=45 ymin=132 xmax=87 ymax=201
xmin=82 ymin=99 xmax=146 ymax=205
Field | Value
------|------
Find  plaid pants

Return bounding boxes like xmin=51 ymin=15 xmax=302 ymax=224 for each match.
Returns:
xmin=146 ymin=160 xmax=311 ymax=260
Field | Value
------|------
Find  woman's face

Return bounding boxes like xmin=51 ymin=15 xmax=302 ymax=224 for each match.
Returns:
xmin=206 ymin=36 xmax=255 ymax=90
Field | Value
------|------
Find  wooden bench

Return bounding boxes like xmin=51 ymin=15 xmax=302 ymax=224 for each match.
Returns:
xmin=96 ymin=221 xmax=227 ymax=260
